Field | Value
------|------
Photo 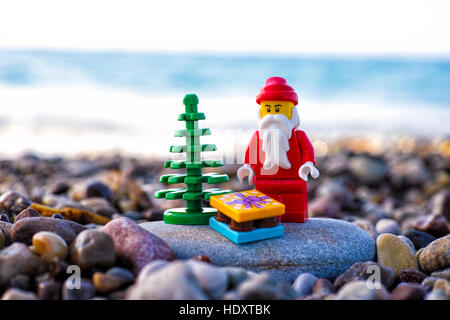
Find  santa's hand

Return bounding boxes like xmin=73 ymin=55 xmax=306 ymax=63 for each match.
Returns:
xmin=299 ymin=161 xmax=320 ymax=182
xmin=237 ymin=164 xmax=255 ymax=185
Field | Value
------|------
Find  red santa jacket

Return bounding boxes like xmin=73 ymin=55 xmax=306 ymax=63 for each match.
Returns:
xmin=244 ymin=129 xmax=316 ymax=182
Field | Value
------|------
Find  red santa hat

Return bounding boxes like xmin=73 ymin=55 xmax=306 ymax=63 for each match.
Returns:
xmin=256 ymin=77 xmax=298 ymax=106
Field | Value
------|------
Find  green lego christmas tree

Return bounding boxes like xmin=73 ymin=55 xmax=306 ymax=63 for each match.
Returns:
xmin=155 ymin=94 xmax=232 ymax=225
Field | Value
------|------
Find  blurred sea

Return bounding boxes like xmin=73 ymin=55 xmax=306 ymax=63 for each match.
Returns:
xmin=0 ymin=49 xmax=449 ymax=157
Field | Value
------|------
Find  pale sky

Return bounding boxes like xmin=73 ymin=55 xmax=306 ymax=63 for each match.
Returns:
xmin=0 ymin=0 xmax=449 ymax=55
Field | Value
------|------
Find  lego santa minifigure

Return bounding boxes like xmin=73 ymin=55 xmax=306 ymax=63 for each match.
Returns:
xmin=237 ymin=77 xmax=319 ymax=223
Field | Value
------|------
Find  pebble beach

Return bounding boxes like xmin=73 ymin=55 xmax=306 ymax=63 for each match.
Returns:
xmin=0 ymin=136 xmax=448 ymax=300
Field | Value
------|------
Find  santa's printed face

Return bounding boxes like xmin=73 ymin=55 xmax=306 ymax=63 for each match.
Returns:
xmin=258 ymin=102 xmax=300 ymax=171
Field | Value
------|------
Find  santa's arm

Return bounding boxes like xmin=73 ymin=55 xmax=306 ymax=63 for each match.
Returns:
xmin=238 ymin=131 xmax=258 ymax=184
xmin=296 ymin=130 xmax=319 ymax=181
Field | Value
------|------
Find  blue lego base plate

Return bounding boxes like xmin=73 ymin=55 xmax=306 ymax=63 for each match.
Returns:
xmin=209 ymin=217 xmax=284 ymax=244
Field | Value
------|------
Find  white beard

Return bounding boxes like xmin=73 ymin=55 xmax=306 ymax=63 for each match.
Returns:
xmin=258 ymin=107 xmax=300 ymax=170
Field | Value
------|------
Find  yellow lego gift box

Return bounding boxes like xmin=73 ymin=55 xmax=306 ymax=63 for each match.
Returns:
xmin=210 ymin=189 xmax=285 ymax=224
xmin=209 ymin=190 xmax=285 ymax=243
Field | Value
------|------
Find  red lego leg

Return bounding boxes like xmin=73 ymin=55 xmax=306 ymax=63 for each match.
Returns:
xmin=264 ymin=193 xmax=283 ymax=222
xmin=256 ymin=179 xmax=308 ymax=223
xmin=280 ymin=193 xmax=308 ymax=223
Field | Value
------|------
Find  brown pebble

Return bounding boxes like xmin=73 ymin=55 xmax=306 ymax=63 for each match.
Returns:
xmin=11 ymin=217 xmax=86 ymax=245
xmin=48 ymin=258 xmax=70 ymax=281
xmin=413 ymin=213 xmax=450 ymax=238
xmin=0 ymin=190 xmax=32 ymax=215
xmin=9 ymin=274 xmax=32 ymax=291
xmin=431 ymin=267 xmax=450 ymax=281
xmin=352 ymin=219 xmax=378 ymax=240
xmin=309 ymin=196 xmax=343 ymax=219
xmin=433 ymin=279 xmax=450 ymax=297
xmin=0 ymin=230 xmax=5 ymax=249
xmin=70 ymin=229 xmax=116 ymax=271
xmin=84 ymin=180 xmax=112 ymax=200
xmin=418 ymin=235 xmax=450 ymax=274
xmin=421 ymin=276 xmax=440 ymax=289
xmin=14 ymin=208 xmax=40 ymax=223
xmin=334 ymin=261 xmax=395 ymax=289
xmin=389 ymin=282 xmax=427 ymax=300
xmin=32 ymin=231 xmax=68 ymax=263
xmin=37 ymin=279 xmax=61 ymax=300
xmin=0 ymin=242 xmax=48 ymax=287
xmin=0 ymin=221 xmax=12 ymax=244
xmin=143 ymin=208 xmax=164 ymax=221
xmin=49 ymin=181 xmax=70 ymax=195
xmin=80 ymin=197 xmax=117 ymax=218
xmin=107 ymin=289 xmax=128 ymax=300
xmin=312 ymin=278 xmax=336 ymax=297
xmin=191 ymin=255 xmax=211 ymax=264
xmin=92 ymin=267 xmax=134 ymax=294
xmin=399 ymin=268 xmax=427 ymax=283
xmin=62 ymin=278 xmax=96 ymax=300
xmin=377 ymin=233 xmax=419 ymax=277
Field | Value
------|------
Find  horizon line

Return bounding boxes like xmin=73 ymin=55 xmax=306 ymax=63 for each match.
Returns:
xmin=1 ymin=46 xmax=450 ymax=61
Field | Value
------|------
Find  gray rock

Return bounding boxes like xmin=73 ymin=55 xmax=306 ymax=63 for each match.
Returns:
xmin=0 ymin=229 xmax=6 ymax=249
xmin=140 ymin=218 xmax=376 ymax=282
xmin=0 ymin=243 xmax=48 ymax=286
xmin=136 ymin=260 xmax=170 ymax=282
xmin=84 ymin=180 xmax=112 ymax=200
xmin=425 ymin=289 xmax=449 ymax=300
xmin=1 ymin=288 xmax=37 ymax=300
xmin=431 ymin=267 xmax=450 ymax=281
xmin=37 ymin=279 xmax=61 ymax=300
xmin=223 ymin=267 xmax=252 ymax=289
xmin=186 ymin=260 xmax=229 ymax=299
xmin=0 ymin=191 xmax=32 ymax=215
xmin=403 ymin=229 xmax=436 ymax=250
xmin=11 ymin=217 xmax=86 ymax=245
xmin=126 ymin=261 xmax=208 ymax=300
xmin=292 ymin=273 xmax=318 ymax=298
xmin=390 ymin=158 xmax=430 ymax=187
xmin=334 ymin=261 xmax=395 ymax=290
xmin=66 ymin=160 xmax=99 ymax=178
xmin=312 ymin=278 xmax=336 ymax=297
xmin=399 ymin=235 xmax=416 ymax=255
xmin=388 ymin=282 xmax=427 ymax=300
xmin=376 ymin=219 xmax=400 ymax=235
xmin=222 ymin=291 xmax=244 ymax=300
xmin=10 ymin=274 xmax=32 ymax=291
xmin=0 ymin=221 xmax=12 ymax=244
xmin=413 ymin=213 xmax=450 ymax=238
xmin=62 ymin=278 xmax=96 ymax=300
xmin=430 ymin=189 xmax=450 ymax=220
xmin=399 ymin=268 xmax=427 ymax=283
xmin=80 ymin=198 xmax=117 ymax=218
xmin=70 ymin=229 xmax=116 ymax=271
xmin=334 ymin=280 xmax=389 ymax=300
xmin=237 ymin=272 xmax=297 ymax=300
xmin=422 ymin=276 xmax=440 ymax=289
xmin=14 ymin=208 xmax=40 ymax=223
xmin=348 ymin=156 xmax=387 ymax=185
xmin=93 ymin=267 xmax=135 ymax=294
xmin=353 ymin=219 xmax=378 ymax=240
